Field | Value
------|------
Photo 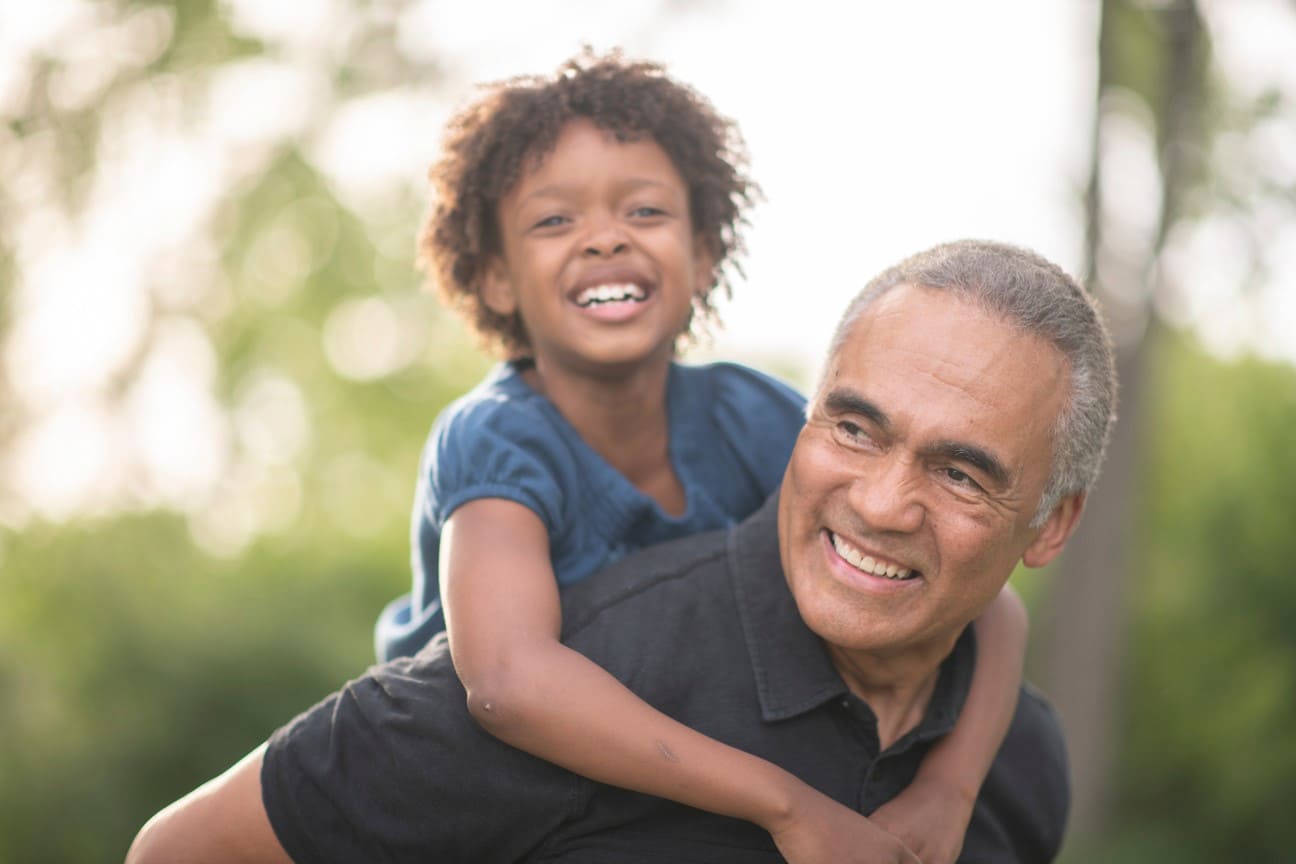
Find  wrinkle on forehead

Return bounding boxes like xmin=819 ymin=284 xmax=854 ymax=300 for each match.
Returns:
xmin=830 ymin=285 xmax=1069 ymax=503
xmin=854 ymin=287 xmax=1067 ymax=410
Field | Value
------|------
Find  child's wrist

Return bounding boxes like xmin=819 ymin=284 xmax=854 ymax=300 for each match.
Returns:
xmin=745 ymin=764 xmax=807 ymax=833
xmin=913 ymin=747 xmax=985 ymax=804
xmin=912 ymin=768 xmax=978 ymax=812
xmin=756 ymin=772 xmax=813 ymax=839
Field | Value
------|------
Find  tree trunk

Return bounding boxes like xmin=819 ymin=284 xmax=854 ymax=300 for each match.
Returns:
xmin=1034 ymin=0 xmax=1201 ymax=844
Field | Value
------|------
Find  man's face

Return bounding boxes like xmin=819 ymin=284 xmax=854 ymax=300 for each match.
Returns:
xmin=779 ymin=283 xmax=1078 ymax=660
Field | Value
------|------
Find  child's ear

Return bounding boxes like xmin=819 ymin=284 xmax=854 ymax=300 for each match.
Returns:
xmin=480 ymin=258 xmax=517 ymax=316
xmin=1022 ymin=492 xmax=1086 ymax=568
xmin=691 ymin=236 xmax=716 ymax=298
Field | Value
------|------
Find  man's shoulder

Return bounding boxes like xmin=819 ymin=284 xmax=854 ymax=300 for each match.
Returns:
xmin=967 ymin=683 xmax=1071 ymax=862
xmin=558 ymin=527 xmax=732 ymax=639
xmin=1011 ymin=684 xmax=1068 ymax=751
xmin=1005 ymin=682 xmax=1069 ymax=799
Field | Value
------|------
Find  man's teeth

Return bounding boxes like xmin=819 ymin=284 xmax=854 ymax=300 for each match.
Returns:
xmin=830 ymin=533 xmax=913 ymax=580
xmin=575 ymin=283 xmax=647 ymax=307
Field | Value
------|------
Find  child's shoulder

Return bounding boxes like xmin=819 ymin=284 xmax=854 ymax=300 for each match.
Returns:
xmin=421 ymin=363 xmax=577 ymax=514
xmin=436 ymin=361 xmax=548 ymax=428
xmin=674 ymin=360 xmax=807 ymax=413
xmin=422 ymin=363 xmax=572 ymax=470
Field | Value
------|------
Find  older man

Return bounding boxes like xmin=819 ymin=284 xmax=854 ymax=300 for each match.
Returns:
xmin=127 ymin=240 xmax=1115 ymax=864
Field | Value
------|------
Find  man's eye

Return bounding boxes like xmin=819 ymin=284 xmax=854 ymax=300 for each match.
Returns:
xmin=944 ymin=467 xmax=984 ymax=491
xmin=837 ymin=421 xmax=868 ymax=442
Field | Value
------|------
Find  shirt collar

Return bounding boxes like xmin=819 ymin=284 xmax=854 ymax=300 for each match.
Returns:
xmin=729 ymin=491 xmax=974 ymax=740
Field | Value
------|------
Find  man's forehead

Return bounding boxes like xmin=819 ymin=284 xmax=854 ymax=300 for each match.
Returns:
xmin=865 ymin=281 xmax=975 ymax=324
xmin=826 ymin=284 xmax=1067 ymax=470
xmin=843 ymin=283 xmax=1055 ymax=374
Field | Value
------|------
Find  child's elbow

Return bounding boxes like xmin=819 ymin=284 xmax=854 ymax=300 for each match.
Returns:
xmin=462 ymin=659 xmax=536 ymax=739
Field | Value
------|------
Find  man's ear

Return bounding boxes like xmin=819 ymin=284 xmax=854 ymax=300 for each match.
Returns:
xmin=1022 ymin=492 xmax=1086 ymax=568
xmin=480 ymin=258 xmax=517 ymax=316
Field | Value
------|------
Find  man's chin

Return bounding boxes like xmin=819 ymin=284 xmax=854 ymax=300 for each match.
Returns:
xmin=794 ymin=579 xmax=899 ymax=650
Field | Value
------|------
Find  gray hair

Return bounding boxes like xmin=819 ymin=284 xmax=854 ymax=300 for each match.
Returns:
xmin=819 ymin=239 xmax=1118 ymax=526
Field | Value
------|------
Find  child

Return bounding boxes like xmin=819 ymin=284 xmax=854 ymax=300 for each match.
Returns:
xmin=375 ymin=49 xmax=1027 ymax=864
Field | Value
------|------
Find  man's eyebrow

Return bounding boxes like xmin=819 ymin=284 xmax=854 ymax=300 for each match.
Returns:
xmin=822 ymin=389 xmax=890 ymax=432
xmin=822 ymin=388 xmax=1011 ymax=486
xmin=926 ymin=440 xmax=1012 ymax=488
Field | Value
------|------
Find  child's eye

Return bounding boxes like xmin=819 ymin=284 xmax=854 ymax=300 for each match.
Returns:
xmin=629 ymin=205 xmax=666 ymax=218
xmin=531 ymin=215 xmax=569 ymax=230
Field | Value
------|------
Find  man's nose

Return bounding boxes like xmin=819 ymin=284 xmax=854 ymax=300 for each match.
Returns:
xmin=582 ymin=214 xmax=629 ymax=257
xmin=847 ymin=454 xmax=925 ymax=535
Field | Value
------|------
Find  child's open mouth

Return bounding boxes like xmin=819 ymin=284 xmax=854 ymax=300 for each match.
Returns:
xmin=574 ymin=283 xmax=648 ymax=308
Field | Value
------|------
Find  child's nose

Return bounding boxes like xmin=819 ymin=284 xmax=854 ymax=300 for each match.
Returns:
xmin=582 ymin=216 xmax=630 ymax=257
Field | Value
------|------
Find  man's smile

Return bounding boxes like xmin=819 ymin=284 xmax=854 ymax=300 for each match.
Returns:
xmin=827 ymin=530 xmax=921 ymax=581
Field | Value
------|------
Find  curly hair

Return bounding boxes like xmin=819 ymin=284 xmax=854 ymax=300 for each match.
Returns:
xmin=418 ymin=48 xmax=758 ymax=358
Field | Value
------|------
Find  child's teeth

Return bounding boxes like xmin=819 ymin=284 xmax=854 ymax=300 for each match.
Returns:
xmin=576 ymin=283 xmax=646 ymax=306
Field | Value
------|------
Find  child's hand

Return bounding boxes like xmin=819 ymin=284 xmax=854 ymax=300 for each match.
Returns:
xmin=768 ymin=787 xmax=921 ymax=864
xmin=867 ymin=772 xmax=976 ymax=864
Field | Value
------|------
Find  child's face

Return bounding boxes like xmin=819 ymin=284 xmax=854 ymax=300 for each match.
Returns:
xmin=483 ymin=118 xmax=711 ymax=375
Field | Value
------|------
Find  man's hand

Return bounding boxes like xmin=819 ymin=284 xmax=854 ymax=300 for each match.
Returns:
xmin=768 ymin=786 xmax=921 ymax=864
xmin=868 ymin=772 xmax=976 ymax=864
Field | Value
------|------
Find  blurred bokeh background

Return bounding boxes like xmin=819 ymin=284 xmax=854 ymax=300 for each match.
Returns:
xmin=2 ymin=0 xmax=1294 ymax=861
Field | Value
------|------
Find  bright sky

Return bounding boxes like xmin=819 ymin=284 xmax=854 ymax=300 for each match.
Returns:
xmin=3 ymin=0 xmax=1294 ymax=532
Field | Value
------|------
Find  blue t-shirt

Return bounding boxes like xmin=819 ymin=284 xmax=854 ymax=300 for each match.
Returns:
xmin=374 ymin=359 xmax=807 ymax=661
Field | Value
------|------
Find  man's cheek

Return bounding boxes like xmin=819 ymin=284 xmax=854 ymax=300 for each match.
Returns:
xmin=788 ymin=433 xmax=842 ymax=490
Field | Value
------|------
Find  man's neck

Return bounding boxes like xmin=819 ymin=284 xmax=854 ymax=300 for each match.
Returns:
xmin=826 ymin=636 xmax=957 ymax=750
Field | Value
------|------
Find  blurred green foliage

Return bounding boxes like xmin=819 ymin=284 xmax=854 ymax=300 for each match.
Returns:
xmin=0 ymin=512 xmax=407 ymax=863
xmin=1091 ymin=333 xmax=1296 ymax=862
xmin=0 ymin=2 xmax=488 ymax=860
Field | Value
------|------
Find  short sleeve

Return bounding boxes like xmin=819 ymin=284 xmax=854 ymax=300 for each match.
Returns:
xmin=381 ymin=378 xmax=578 ymax=661
xmin=424 ymin=391 xmax=572 ymax=534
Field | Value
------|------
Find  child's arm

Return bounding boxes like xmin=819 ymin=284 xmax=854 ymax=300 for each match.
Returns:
xmin=868 ymin=584 xmax=1028 ymax=864
xmin=442 ymin=498 xmax=919 ymax=864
